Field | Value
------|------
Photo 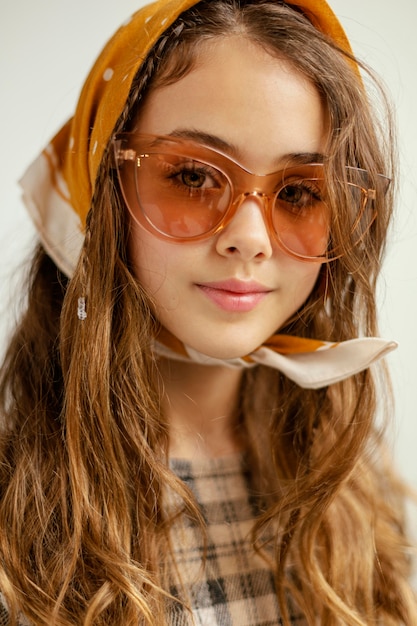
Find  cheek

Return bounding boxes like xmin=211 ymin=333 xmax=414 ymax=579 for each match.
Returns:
xmin=288 ymin=262 xmax=322 ymax=308
xmin=129 ymin=226 xmax=168 ymax=295
xmin=128 ymin=225 xmax=189 ymax=313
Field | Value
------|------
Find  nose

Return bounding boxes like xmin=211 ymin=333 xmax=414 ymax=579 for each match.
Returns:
xmin=215 ymin=193 xmax=273 ymax=261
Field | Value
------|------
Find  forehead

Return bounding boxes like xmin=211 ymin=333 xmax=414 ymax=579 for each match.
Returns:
xmin=134 ymin=36 xmax=327 ymax=172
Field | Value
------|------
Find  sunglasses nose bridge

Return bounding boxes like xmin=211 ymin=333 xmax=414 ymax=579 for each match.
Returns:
xmin=227 ymin=189 xmax=277 ymax=242
xmin=233 ymin=189 xmax=272 ymax=219
xmin=231 ymin=165 xmax=278 ymax=205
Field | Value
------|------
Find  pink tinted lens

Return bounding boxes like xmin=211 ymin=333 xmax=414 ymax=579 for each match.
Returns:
xmin=273 ymin=172 xmax=330 ymax=258
xmin=135 ymin=152 xmax=232 ymax=238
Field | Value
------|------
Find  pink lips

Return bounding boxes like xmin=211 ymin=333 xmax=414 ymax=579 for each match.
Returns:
xmin=196 ymin=279 xmax=271 ymax=312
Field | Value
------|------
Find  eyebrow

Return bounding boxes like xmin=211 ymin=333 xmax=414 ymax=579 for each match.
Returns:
xmin=168 ymin=129 xmax=235 ymax=153
xmin=166 ymin=128 xmax=326 ymax=168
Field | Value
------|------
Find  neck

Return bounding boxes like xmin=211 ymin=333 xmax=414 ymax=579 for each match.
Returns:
xmin=158 ymin=358 xmax=244 ymax=460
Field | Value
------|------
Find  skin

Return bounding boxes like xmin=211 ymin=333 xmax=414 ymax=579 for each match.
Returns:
xmin=128 ymin=37 xmax=327 ymax=458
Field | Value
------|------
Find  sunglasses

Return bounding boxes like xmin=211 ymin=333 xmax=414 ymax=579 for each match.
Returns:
xmin=111 ymin=133 xmax=389 ymax=262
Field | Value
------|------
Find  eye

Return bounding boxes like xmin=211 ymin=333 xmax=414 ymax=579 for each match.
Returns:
xmin=180 ymin=168 xmax=211 ymax=189
xmin=279 ymin=184 xmax=305 ymax=204
xmin=164 ymin=159 xmax=224 ymax=193
xmin=276 ymin=180 xmax=323 ymax=215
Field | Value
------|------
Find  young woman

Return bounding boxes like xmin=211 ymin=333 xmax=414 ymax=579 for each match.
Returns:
xmin=0 ymin=0 xmax=415 ymax=624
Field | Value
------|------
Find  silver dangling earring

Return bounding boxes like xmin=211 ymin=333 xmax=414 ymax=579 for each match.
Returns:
xmin=76 ymin=225 xmax=91 ymax=321
xmin=77 ymin=297 xmax=87 ymax=321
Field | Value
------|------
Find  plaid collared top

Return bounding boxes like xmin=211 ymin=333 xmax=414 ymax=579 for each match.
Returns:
xmin=0 ymin=455 xmax=305 ymax=626
xmin=168 ymin=454 xmax=306 ymax=625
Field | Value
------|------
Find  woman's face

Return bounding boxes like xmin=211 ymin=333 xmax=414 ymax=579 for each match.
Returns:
xmin=129 ymin=37 xmax=327 ymax=359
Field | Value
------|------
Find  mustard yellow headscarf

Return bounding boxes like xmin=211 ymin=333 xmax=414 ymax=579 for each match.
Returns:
xmin=19 ymin=0 xmax=397 ymax=388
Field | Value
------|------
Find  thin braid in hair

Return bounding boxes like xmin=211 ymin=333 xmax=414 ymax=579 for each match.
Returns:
xmin=113 ymin=20 xmax=187 ymax=136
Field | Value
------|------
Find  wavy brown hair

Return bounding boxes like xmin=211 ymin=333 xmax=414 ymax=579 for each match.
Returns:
xmin=0 ymin=1 xmax=416 ymax=624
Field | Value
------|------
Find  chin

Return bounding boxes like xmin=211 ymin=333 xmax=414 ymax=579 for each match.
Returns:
xmin=186 ymin=339 xmax=262 ymax=361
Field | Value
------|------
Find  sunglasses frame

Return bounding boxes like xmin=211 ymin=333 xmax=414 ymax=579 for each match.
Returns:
xmin=111 ymin=133 xmax=389 ymax=262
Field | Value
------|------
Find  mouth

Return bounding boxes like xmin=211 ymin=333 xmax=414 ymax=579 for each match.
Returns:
xmin=196 ymin=279 xmax=272 ymax=312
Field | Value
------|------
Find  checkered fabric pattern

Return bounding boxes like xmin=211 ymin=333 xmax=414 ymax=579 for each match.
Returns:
xmin=0 ymin=455 xmax=305 ymax=625
xmin=168 ymin=454 xmax=306 ymax=625
xmin=0 ymin=603 xmax=8 ymax=626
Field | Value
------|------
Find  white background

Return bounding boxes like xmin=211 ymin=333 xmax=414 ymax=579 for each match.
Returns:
xmin=1 ymin=2 xmax=416 ymax=497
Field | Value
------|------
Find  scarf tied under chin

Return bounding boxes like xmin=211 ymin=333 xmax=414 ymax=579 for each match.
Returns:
xmin=153 ymin=326 xmax=397 ymax=389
